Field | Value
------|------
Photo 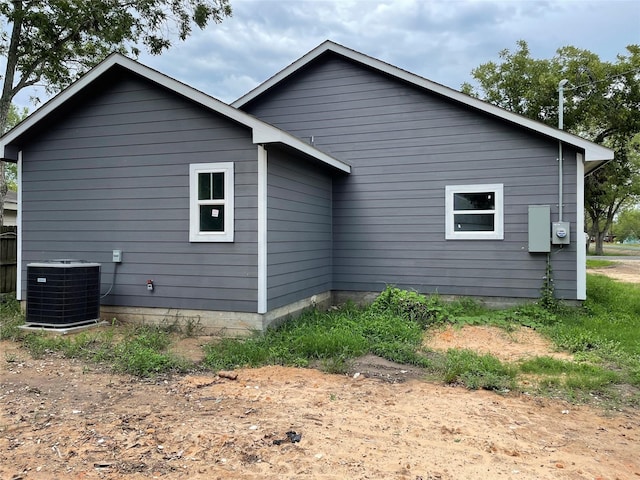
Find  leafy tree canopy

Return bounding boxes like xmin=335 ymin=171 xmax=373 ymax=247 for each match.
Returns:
xmin=3 ymin=102 xmax=28 ymax=134
xmin=2 ymin=103 xmax=28 ymax=190
xmin=0 ymin=0 xmax=231 ymax=130
xmin=613 ymin=205 xmax=640 ymax=243
xmin=462 ymin=40 xmax=640 ymax=255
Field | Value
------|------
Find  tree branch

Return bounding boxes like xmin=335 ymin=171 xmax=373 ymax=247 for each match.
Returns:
xmin=1 ymin=0 xmax=25 ymax=131
xmin=593 ymin=127 xmax=617 ymax=144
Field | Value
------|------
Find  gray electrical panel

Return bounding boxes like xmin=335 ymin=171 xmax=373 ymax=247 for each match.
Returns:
xmin=528 ymin=205 xmax=551 ymax=253
xmin=552 ymin=222 xmax=571 ymax=245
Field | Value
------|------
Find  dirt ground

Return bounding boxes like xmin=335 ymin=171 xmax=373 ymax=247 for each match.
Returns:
xmin=587 ymin=258 xmax=640 ymax=284
xmin=0 ymin=261 xmax=639 ymax=480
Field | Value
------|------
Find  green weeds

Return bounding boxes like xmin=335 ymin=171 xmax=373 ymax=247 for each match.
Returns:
xmin=0 ymin=295 xmax=24 ymax=340
xmin=20 ymin=324 xmax=190 ymax=377
xmin=203 ymin=304 xmax=434 ymax=372
xmin=586 ymin=259 xmax=616 ymax=268
xmin=442 ymin=349 xmax=516 ymax=391
xmin=370 ymin=287 xmax=450 ymax=327
xmin=2 ymin=277 xmax=639 ymax=408
xmin=542 ymin=275 xmax=640 ymax=396
xmin=519 ymin=356 xmax=620 ymax=393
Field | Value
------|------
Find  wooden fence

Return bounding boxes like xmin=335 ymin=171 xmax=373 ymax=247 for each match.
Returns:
xmin=1 ymin=226 xmax=17 ymax=295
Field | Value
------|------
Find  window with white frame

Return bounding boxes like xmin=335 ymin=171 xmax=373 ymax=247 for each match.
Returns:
xmin=189 ymin=162 xmax=234 ymax=242
xmin=445 ymin=184 xmax=504 ymax=240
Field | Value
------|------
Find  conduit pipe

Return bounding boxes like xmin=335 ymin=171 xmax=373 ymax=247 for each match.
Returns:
xmin=558 ymin=79 xmax=569 ymax=222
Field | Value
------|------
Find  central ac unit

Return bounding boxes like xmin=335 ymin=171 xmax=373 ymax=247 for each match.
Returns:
xmin=26 ymin=260 xmax=101 ymax=328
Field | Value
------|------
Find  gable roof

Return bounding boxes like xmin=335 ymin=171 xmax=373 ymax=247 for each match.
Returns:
xmin=0 ymin=53 xmax=350 ymax=174
xmin=233 ymin=40 xmax=613 ymax=170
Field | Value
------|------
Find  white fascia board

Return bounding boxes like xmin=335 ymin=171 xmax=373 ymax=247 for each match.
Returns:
xmin=233 ymin=41 xmax=614 ymax=164
xmin=1 ymin=52 xmax=350 ymax=174
xmin=252 ymin=126 xmax=351 ymax=173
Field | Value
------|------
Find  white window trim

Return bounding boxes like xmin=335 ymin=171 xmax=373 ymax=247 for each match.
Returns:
xmin=189 ymin=162 xmax=234 ymax=242
xmin=445 ymin=183 xmax=504 ymax=240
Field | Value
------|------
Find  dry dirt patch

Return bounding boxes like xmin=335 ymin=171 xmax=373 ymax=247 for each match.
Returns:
xmin=2 ymin=264 xmax=640 ymax=479
xmin=587 ymin=258 xmax=640 ymax=283
xmin=425 ymin=325 xmax=573 ymax=363
xmin=168 ymin=336 xmax=213 ymax=364
xmin=2 ymin=332 xmax=640 ymax=480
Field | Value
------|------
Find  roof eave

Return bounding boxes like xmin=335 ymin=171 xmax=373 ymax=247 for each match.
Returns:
xmin=0 ymin=52 xmax=349 ymax=173
xmin=252 ymin=125 xmax=350 ymax=173
xmin=583 ymin=143 xmax=615 ymax=164
xmin=232 ymin=40 xmax=614 ymax=166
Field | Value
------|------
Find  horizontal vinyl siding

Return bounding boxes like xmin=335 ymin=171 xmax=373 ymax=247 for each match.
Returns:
xmin=21 ymin=74 xmax=259 ymax=312
xmin=244 ymin=54 xmax=578 ymax=300
xmin=267 ymin=146 xmax=333 ymax=309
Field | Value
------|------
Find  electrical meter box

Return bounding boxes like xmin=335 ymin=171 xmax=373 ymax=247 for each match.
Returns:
xmin=528 ymin=205 xmax=551 ymax=252
xmin=552 ymin=222 xmax=571 ymax=245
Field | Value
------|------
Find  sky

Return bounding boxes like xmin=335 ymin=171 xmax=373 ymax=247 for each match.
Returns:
xmin=11 ymin=0 xmax=640 ymax=110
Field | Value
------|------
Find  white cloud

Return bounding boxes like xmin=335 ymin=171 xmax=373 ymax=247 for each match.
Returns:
xmin=8 ymin=0 xmax=640 ymax=110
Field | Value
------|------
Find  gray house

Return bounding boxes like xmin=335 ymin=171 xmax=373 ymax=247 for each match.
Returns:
xmin=0 ymin=41 xmax=613 ymax=334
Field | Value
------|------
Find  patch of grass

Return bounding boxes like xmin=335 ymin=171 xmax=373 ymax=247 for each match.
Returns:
xmin=5 ymin=278 xmax=639 ymax=407
xmin=200 ymin=282 xmax=639 ymax=404
xmin=203 ymin=336 xmax=276 ymax=370
xmin=22 ymin=328 xmax=117 ymax=361
xmin=549 ymin=275 xmax=640 ymax=358
xmin=519 ymin=356 xmax=620 ymax=391
xmin=602 ymin=244 xmax=640 ymax=256
xmin=22 ymin=324 xmax=191 ymax=377
xmin=109 ymin=325 xmax=190 ymax=376
xmin=320 ymin=355 xmax=352 ymax=375
xmin=599 ymin=251 xmax=635 ymax=257
xmin=519 ymin=356 xmax=572 ymax=374
xmin=201 ymin=289 xmax=513 ymax=390
xmin=586 ymin=259 xmax=616 ymax=268
xmin=530 ymin=274 xmax=640 ymax=403
xmin=441 ymin=349 xmax=516 ymax=391
xmin=202 ymin=291 xmax=467 ymax=373
xmin=203 ymin=305 xmax=432 ymax=372
xmin=584 ymin=274 xmax=640 ymax=320
xmin=0 ymin=295 xmax=24 ymax=340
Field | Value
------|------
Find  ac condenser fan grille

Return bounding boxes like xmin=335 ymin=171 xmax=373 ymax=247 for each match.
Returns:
xmin=26 ymin=261 xmax=101 ymax=328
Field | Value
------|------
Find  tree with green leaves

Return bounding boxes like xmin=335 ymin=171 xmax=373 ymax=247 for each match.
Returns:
xmin=2 ymin=104 xmax=29 ymax=191
xmin=462 ymin=41 xmax=640 ymax=255
xmin=612 ymin=205 xmax=640 ymax=243
xmin=0 ymin=0 xmax=232 ymax=131
xmin=0 ymin=0 xmax=232 ymax=227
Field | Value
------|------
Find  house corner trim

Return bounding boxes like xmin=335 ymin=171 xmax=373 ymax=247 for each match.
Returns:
xmin=576 ymin=153 xmax=586 ymax=300
xmin=16 ymin=151 xmax=22 ymax=301
xmin=258 ymin=145 xmax=268 ymax=314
